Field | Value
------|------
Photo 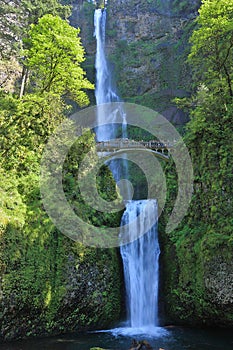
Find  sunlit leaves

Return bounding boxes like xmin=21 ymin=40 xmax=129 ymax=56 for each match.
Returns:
xmin=175 ymin=0 xmax=233 ymax=226
xmin=23 ymin=14 xmax=94 ymax=106
xmin=189 ymin=0 xmax=233 ymax=97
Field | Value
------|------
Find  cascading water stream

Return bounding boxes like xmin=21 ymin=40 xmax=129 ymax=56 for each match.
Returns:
xmin=94 ymin=7 xmax=164 ymax=336
xmin=94 ymin=8 xmax=120 ymax=142
xmin=120 ymin=200 xmax=160 ymax=328
xmin=94 ymin=8 xmax=129 ymax=194
xmin=94 ymin=9 xmax=118 ymax=106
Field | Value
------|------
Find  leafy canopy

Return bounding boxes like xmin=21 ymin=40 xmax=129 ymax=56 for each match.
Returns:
xmin=183 ymin=0 xmax=233 ymax=224
xmin=23 ymin=14 xmax=94 ymax=106
xmin=0 ymin=13 xmax=94 ymax=174
xmin=21 ymin=0 xmax=71 ymax=24
xmin=0 ymin=0 xmax=71 ymax=58
xmin=189 ymin=0 xmax=233 ymax=97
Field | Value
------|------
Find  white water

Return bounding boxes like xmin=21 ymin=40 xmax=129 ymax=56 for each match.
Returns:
xmin=94 ymin=9 xmax=119 ymax=106
xmin=120 ymin=200 xmax=160 ymax=327
xmin=94 ymin=8 xmax=120 ymax=142
xmin=94 ymin=8 xmax=164 ymax=336
xmin=94 ymin=8 xmax=129 ymax=196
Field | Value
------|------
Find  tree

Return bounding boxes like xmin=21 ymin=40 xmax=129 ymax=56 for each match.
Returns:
xmin=0 ymin=0 xmax=72 ymax=94
xmin=189 ymin=0 xmax=233 ymax=98
xmin=184 ymin=0 xmax=233 ymax=224
xmin=20 ymin=0 xmax=71 ymax=25
xmin=22 ymin=14 xmax=94 ymax=105
xmin=0 ymin=0 xmax=71 ymax=58
xmin=0 ymin=15 xmax=94 ymax=173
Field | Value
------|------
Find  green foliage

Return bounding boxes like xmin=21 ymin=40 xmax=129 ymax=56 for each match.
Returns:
xmin=0 ymin=0 xmax=71 ymax=59
xmin=0 ymin=121 xmax=122 ymax=340
xmin=0 ymin=85 xmax=122 ymax=337
xmin=0 ymin=3 xmax=121 ymax=341
xmin=162 ymin=0 xmax=233 ymax=326
xmin=21 ymin=0 xmax=71 ymax=24
xmin=163 ymin=223 xmax=233 ymax=325
xmin=62 ymin=132 xmax=123 ymax=231
xmin=23 ymin=14 xmax=94 ymax=105
xmin=0 ymin=91 xmax=65 ymax=173
xmin=0 ymin=170 xmax=26 ymax=232
xmin=189 ymin=0 xmax=233 ymax=97
xmin=184 ymin=0 xmax=233 ymax=224
xmin=0 ymin=15 xmax=94 ymax=172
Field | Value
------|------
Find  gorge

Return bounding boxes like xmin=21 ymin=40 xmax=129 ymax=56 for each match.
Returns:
xmin=94 ymin=6 xmax=163 ymax=334
xmin=0 ymin=0 xmax=233 ymax=348
xmin=74 ymin=0 xmax=233 ymax=330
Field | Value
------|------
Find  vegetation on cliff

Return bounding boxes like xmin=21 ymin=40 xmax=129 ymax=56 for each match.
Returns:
xmin=0 ymin=1 xmax=122 ymax=341
xmin=1 ymin=0 xmax=233 ymax=341
xmin=161 ymin=0 xmax=233 ymax=326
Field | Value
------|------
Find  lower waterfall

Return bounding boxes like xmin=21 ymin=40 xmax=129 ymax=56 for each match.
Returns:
xmin=120 ymin=200 xmax=160 ymax=328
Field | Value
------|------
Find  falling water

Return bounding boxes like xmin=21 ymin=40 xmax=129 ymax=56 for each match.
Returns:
xmin=120 ymin=200 xmax=160 ymax=328
xmin=94 ymin=8 xmax=121 ymax=142
xmin=94 ymin=9 xmax=118 ymax=106
xmin=94 ymin=7 xmax=129 ymax=194
xmin=94 ymin=7 xmax=162 ymax=334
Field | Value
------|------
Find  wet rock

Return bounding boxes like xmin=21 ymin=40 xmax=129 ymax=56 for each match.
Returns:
xmin=129 ymin=339 xmax=153 ymax=350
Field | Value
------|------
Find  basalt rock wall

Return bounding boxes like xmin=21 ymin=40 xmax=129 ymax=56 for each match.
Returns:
xmin=71 ymin=0 xmax=233 ymax=328
xmin=71 ymin=0 xmax=201 ymax=125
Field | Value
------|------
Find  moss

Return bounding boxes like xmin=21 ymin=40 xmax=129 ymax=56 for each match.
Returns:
xmin=159 ymin=130 xmax=233 ymax=327
xmin=1 ymin=188 xmax=123 ymax=340
xmin=0 ymin=133 xmax=123 ymax=341
xmin=160 ymin=222 xmax=233 ymax=326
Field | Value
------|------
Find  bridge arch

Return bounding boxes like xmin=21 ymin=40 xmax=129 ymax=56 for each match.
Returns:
xmin=96 ymin=139 xmax=172 ymax=161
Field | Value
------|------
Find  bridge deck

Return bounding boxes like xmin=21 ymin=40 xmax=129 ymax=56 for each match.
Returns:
xmin=96 ymin=139 xmax=172 ymax=152
xmin=96 ymin=139 xmax=172 ymax=160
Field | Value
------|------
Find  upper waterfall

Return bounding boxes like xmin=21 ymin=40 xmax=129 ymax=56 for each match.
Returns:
xmin=94 ymin=9 xmax=119 ymax=106
xmin=94 ymin=8 xmax=128 ymax=192
xmin=94 ymin=8 xmax=121 ymax=142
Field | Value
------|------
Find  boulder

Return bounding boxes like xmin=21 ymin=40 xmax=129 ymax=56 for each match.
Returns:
xmin=129 ymin=339 xmax=153 ymax=350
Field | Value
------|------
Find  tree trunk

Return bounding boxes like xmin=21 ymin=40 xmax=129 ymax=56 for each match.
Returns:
xmin=19 ymin=66 xmax=28 ymax=98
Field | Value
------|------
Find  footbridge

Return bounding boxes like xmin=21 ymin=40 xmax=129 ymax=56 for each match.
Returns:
xmin=93 ymin=0 xmax=108 ymax=9
xmin=96 ymin=139 xmax=173 ymax=161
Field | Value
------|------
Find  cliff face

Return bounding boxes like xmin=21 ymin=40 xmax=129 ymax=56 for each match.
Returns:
xmin=72 ymin=0 xmax=200 ymax=124
xmin=0 ymin=172 xmax=122 ymax=341
xmin=0 ymin=142 xmax=123 ymax=341
xmin=160 ymin=225 xmax=233 ymax=327
xmin=72 ymin=0 xmax=233 ymax=328
xmin=1 ymin=230 xmax=123 ymax=341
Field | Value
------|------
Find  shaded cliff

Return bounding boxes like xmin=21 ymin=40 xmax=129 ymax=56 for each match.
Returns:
xmin=159 ymin=219 xmax=233 ymax=327
xmin=71 ymin=0 xmax=233 ymax=328
xmin=0 ymin=150 xmax=123 ymax=341
xmin=0 ymin=4 xmax=124 ymax=339
xmin=71 ymin=0 xmax=200 ymax=125
xmin=158 ymin=0 xmax=233 ymax=327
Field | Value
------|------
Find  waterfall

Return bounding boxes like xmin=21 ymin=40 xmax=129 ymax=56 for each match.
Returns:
xmin=94 ymin=8 xmax=129 ymax=196
xmin=94 ymin=9 xmax=118 ymax=106
xmin=94 ymin=8 xmax=119 ymax=142
xmin=94 ymin=8 xmax=163 ymax=335
xmin=120 ymin=200 xmax=160 ymax=328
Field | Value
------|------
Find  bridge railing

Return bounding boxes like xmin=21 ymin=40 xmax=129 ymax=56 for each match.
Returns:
xmin=96 ymin=139 xmax=174 ymax=152
xmin=93 ymin=0 xmax=108 ymax=9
